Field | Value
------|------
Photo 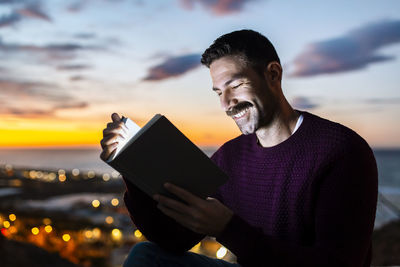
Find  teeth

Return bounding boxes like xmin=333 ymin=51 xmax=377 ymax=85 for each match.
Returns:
xmin=232 ymin=108 xmax=248 ymax=118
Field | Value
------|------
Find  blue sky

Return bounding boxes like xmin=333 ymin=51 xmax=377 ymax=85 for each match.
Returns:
xmin=0 ymin=0 xmax=399 ymax=147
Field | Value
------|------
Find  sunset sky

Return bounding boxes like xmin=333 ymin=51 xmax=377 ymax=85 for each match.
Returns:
xmin=1 ymin=0 xmax=399 ymax=148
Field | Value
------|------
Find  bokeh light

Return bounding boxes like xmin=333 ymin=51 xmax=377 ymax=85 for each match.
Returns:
xmin=92 ymin=199 xmax=100 ymax=208
xmin=31 ymin=227 xmax=39 ymax=235
xmin=216 ymin=246 xmax=227 ymax=259
xmin=111 ymin=198 xmax=119 ymax=206
xmin=134 ymin=229 xmax=142 ymax=238
xmin=111 ymin=228 xmax=122 ymax=241
xmin=62 ymin=233 xmax=71 ymax=242
xmin=9 ymin=214 xmax=16 ymax=221
xmin=105 ymin=216 xmax=114 ymax=224
xmin=45 ymin=225 xmax=53 ymax=233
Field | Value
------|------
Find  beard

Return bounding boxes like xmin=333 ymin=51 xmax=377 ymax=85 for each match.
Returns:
xmin=234 ymin=99 xmax=278 ymax=135
xmin=235 ymin=105 xmax=264 ymax=135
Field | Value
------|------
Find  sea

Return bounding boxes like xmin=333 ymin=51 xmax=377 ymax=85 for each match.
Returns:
xmin=0 ymin=147 xmax=399 ymax=228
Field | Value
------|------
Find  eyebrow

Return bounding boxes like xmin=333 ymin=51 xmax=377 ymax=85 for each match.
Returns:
xmin=212 ymin=74 xmax=245 ymax=91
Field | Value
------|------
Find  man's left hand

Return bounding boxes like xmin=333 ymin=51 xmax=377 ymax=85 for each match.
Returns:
xmin=153 ymin=183 xmax=233 ymax=237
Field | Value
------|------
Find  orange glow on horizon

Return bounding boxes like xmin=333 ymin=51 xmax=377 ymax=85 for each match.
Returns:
xmin=0 ymin=128 xmax=102 ymax=147
xmin=2 ymin=112 xmax=396 ymax=148
xmin=0 ymin=118 xmax=240 ymax=148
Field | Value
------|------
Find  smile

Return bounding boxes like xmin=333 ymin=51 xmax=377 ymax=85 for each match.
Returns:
xmin=232 ymin=107 xmax=249 ymax=119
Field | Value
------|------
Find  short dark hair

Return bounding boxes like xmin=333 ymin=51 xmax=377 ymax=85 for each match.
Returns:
xmin=201 ymin=29 xmax=280 ymax=72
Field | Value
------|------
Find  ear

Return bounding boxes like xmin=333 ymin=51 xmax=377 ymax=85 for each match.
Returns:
xmin=264 ymin=61 xmax=282 ymax=83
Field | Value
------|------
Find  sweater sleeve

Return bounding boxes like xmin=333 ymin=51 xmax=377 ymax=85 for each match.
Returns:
xmin=215 ymin=140 xmax=378 ymax=267
xmin=122 ymin=175 xmax=205 ymax=254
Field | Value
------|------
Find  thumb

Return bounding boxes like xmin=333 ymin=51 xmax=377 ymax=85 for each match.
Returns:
xmin=111 ymin=113 xmax=121 ymax=122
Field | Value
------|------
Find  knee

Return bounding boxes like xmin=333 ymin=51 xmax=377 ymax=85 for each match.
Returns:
xmin=123 ymin=241 xmax=160 ymax=267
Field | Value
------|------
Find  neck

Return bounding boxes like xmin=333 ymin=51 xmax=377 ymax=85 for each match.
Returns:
xmin=255 ymin=98 xmax=299 ymax=148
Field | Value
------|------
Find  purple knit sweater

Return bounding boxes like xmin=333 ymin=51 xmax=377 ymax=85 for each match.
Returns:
xmin=122 ymin=110 xmax=378 ymax=267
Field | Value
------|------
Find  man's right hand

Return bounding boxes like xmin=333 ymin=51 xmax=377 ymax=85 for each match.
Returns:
xmin=100 ymin=113 xmax=129 ymax=161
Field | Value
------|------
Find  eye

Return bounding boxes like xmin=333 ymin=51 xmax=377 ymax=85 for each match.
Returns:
xmin=232 ymin=83 xmax=243 ymax=89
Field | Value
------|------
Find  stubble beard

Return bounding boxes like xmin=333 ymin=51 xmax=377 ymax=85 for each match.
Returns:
xmin=236 ymin=100 xmax=277 ymax=135
xmin=236 ymin=106 xmax=259 ymax=135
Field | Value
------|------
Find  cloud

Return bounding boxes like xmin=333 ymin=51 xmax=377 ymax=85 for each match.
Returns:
xmin=0 ymin=1 xmax=51 ymax=28
xmin=55 ymin=101 xmax=88 ymax=109
xmin=67 ymin=0 xmax=88 ymax=13
xmin=0 ymin=102 xmax=88 ymax=118
xmin=291 ymin=96 xmax=319 ymax=110
xmin=0 ymin=0 xmax=29 ymax=4
xmin=0 ymin=78 xmax=89 ymax=117
xmin=0 ymin=12 xmax=21 ymax=27
xmin=73 ymin=32 xmax=97 ymax=39
xmin=179 ymin=0 xmax=255 ymax=15
xmin=57 ymin=64 xmax=91 ymax=71
xmin=69 ymin=75 xmax=85 ymax=81
xmin=0 ymin=38 xmax=102 ymax=61
xmin=16 ymin=2 xmax=51 ymax=22
xmin=1 ymin=107 xmax=53 ymax=117
xmin=290 ymin=19 xmax=400 ymax=77
xmin=365 ymin=97 xmax=400 ymax=105
xmin=143 ymin=53 xmax=201 ymax=81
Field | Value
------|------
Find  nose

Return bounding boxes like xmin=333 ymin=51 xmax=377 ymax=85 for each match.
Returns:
xmin=220 ymin=89 xmax=238 ymax=111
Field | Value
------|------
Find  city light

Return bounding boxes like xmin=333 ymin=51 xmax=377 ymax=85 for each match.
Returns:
xmin=84 ymin=230 xmax=93 ymax=239
xmin=29 ymin=170 xmax=37 ymax=179
xmin=0 ymin=165 xmax=239 ymax=266
xmin=48 ymin=172 xmax=56 ymax=181
xmin=111 ymin=171 xmax=119 ymax=178
xmin=5 ymin=164 xmax=13 ymax=171
xmin=8 ymin=226 xmax=17 ymax=234
xmin=59 ymin=174 xmax=66 ymax=182
xmin=3 ymin=221 xmax=10 ymax=228
xmin=111 ymin=228 xmax=122 ymax=241
xmin=72 ymin=169 xmax=80 ymax=176
xmin=111 ymin=198 xmax=119 ymax=206
xmin=9 ymin=214 xmax=16 ymax=221
xmin=43 ymin=218 xmax=52 ymax=225
xmin=31 ymin=227 xmax=39 ymax=235
xmin=92 ymin=228 xmax=101 ymax=239
xmin=102 ymin=173 xmax=110 ymax=181
xmin=216 ymin=246 xmax=227 ymax=259
xmin=134 ymin=229 xmax=142 ymax=238
xmin=92 ymin=199 xmax=100 ymax=208
xmin=87 ymin=171 xmax=95 ymax=179
xmin=45 ymin=225 xmax=53 ymax=233
xmin=190 ymin=242 xmax=201 ymax=253
xmin=62 ymin=233 xmax=71 ymax=242
xmin=105 ymin=216 xmax=114 ymax=224
xmin=1 ymin=228 xmax=8 ymax=236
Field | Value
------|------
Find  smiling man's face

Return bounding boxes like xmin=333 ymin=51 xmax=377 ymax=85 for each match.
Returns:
xmin=210 ymin=55 xmax=278 ymax=134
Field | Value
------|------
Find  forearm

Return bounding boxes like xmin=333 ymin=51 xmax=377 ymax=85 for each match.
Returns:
xmin=122 ymin=175 xmax=205 ymax=253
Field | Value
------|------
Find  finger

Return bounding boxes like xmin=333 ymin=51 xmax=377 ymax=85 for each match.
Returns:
xmin=100 ymin=134 xmax=125 ymax=149
xmin=107 ymin=122 xmax=129 ymax=134
xmin=157 ymin=204 xmax=194 ymax=228
xmin=153 ymin=194 xmax=192 ymax=215
xmin=103 ymin=125 xmax=128 ymax=137
xmin=100 ymin=142 xmax=119 ymax=161
xmin=157 ymin=204 xmax=204 ymax=234
xmin=111 ymin=113 xmax=121 ymax=122
xmin=164 ymin=183 xmax=204 ymax=207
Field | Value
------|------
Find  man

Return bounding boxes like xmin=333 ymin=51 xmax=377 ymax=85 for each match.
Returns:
xmin=100 ymin=30 xmax=378 ymax=266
